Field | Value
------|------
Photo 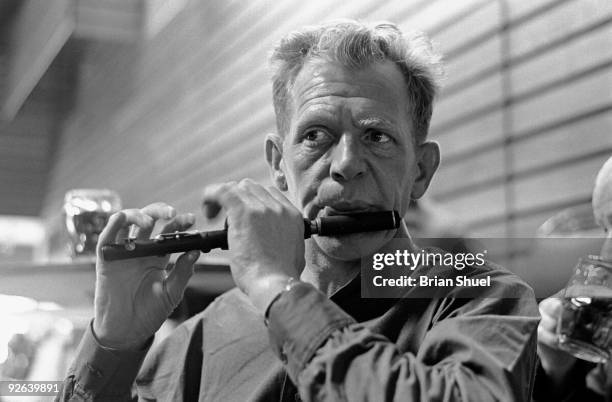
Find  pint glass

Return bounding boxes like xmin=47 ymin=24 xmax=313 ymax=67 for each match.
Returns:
xmin=557 ymin=255 xmax=612 ymax=363
xmin=63 ymin=189 xmax=121 ymax=257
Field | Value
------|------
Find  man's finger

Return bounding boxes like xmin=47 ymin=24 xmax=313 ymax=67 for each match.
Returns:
xmin=539 ymin=313 xmax=558 ymax=332
xmin=238 ymin=180 xmax=281 ymax=211
xmin=266 ymin=185 xmax=297 ymax=211
xmin=201 ymin=182 xmax=240 ymax=219
xmin=165 ymin=250 xmax=200 ymax=303
xmin=130 ymin=203 xmax=176 ymax=239
xmin=538 ymin=325 xmax=560 ymax=348
xmin=96 ymin=209 xmax=155 ymax=246
xmin=114 ymin=209 xmax=155 ymax=242
xmin=539 ymin=297 xmax=563 ymax=318
xmin=159 ymin=213 xmax=196 ymax=234
xmin=98 ymin=212 xmax=127 ymax=249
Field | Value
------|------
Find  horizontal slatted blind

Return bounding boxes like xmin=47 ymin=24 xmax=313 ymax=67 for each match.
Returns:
xmin=429 ymin=0 xmax=612 ymax=238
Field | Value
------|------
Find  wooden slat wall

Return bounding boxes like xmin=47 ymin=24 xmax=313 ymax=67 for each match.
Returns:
xmin=75 ymin=0 xmax=143 ymax=42
xmin=0 ymin=0 xmax=74 ymax=120
xmin=0 ymin=37 xmax=79 ymax=216
xmin=428 ymin=0 xmax=612 ymax=238
xmin=41 ymin=0 xmax=612 ymax=245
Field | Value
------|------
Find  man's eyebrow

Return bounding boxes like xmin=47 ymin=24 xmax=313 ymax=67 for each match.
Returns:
xmin=354 ymin=117 xmax=395 ymax=129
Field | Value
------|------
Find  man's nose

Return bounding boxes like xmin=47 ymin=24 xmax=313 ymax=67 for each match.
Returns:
xmin=329 ymin=134 xmax=367 ymax=182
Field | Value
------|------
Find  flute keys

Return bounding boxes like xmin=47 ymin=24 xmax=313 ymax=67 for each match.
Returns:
xmin=124 ymin=239 xmax=136 ymax=251
xmin=154 ymin=231 xmax=198 ymax=242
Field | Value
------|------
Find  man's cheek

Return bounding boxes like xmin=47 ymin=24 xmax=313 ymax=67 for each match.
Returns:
xmin=297 ymin=183 xmax=321 ymax=217
xmin=393 ymin=181 xmax=414 ymax=216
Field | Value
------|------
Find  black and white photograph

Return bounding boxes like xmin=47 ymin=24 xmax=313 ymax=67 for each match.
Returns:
xmin=0 ymin=0 xmax=611 ymax=400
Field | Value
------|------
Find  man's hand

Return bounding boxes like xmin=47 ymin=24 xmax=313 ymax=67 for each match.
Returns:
xmin=537 ymin=297 xmax=577 ymax=385
xmin=93 ymin=202 xmax=200 ymax=350
xmin=202 ymin=179 xmax=305 ymax=313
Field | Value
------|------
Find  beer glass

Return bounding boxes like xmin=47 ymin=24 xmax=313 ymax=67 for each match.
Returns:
xmin=63 ymin=189 xmax=121 ymax=257
xmin=557 ymin=255 xmax=612 ymax=363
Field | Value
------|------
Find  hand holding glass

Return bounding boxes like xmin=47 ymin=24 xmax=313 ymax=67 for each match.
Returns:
xmin=557 ymin=255 xmax=612 ymax=363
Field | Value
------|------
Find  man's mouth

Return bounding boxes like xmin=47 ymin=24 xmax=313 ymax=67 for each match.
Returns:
xmin=321 ymin=202 xmax=376 ymax=216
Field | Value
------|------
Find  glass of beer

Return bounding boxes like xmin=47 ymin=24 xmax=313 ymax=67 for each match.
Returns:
xmin=557 ymin=255 xmax=612 ymax=363
xmin=63 ymin=189 xmax=121 ymax=257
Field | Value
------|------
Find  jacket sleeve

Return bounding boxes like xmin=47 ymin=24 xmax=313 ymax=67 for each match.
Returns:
xmin=55 ymin=321 xmax=151 ymax=402
xmin=266 ymin=279 xmax=540 ymax=402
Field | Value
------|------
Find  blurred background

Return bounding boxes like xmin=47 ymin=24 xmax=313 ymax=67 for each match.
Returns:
xmin=0 ymin=0 xmax=610 ymax=392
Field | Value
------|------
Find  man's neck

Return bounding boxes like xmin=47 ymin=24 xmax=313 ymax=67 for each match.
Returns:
xmin=300 ymin=223 xmax=417 ymax=297
xmin=300 ymin=246 xmax=360 ymax=297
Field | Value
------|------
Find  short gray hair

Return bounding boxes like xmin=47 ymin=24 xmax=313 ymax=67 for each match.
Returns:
xmin=270 ymin=20 xmax=444 ymax=144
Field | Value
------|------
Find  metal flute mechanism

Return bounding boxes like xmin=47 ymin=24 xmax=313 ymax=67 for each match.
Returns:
xmin=101 ymin=210 xmax=400 ymax=261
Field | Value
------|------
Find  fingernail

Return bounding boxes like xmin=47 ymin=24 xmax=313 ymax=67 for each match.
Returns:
xmin=188 ymin=250 xmax=200 ymax=260
xmin=167 ymin=206 xmax=177 ymax=219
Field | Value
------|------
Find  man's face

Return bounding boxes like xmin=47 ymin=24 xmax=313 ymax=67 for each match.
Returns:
xmin=267 ymin=58 xmax=438 ymax=260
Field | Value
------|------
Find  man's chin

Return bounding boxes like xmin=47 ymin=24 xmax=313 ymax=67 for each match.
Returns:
xmin=311 ymin=231 xmax=392 ymax=261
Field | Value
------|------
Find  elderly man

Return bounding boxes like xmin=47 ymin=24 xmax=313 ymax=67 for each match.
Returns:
xmin=535 ymin=155 xmax=612 ymax=401
xmin=58 ymin=20 xmax=539 ymax=401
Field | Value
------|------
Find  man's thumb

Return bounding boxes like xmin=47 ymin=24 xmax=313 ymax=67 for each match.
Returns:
xmin=166 ymin=250 xmax=199 ymax=302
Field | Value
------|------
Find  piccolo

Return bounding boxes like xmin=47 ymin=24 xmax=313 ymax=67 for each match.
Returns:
xmin=101 ymin=210 xmax=400 ymax=261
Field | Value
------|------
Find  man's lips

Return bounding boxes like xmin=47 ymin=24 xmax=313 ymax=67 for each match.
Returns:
xmin=321 ymin=203 xmax=377 ymax=216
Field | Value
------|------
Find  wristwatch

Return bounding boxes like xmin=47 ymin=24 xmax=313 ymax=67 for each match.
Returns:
xmin=264 ymin=277 xmax=299 ymax=326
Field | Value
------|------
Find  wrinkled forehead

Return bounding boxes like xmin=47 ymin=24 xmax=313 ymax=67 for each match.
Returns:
xmin=293 ymin=57 xmax=406 ymax=95
xmin=288 ymin=58 xmax=411 ymax=122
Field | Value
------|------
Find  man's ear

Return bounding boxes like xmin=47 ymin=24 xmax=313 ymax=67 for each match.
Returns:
xmin=265 ymin=133 xmax=288 ymax=191
xmin=410 ymin=141 xmax=440 ymax=200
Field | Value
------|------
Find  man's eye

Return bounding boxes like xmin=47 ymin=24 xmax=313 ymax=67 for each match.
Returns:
xmin=365 ymin=129 xmax=392 ymax=144
xmin=303 ymin=129 xmax=330 ymax=144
